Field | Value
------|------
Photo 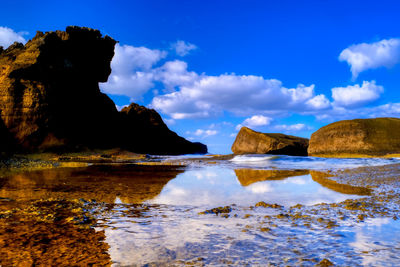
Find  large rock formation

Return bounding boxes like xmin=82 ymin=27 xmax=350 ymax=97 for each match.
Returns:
xmin=0 ymin=26 xmax=206 ymax=155
xmin=119 ymin=103 xmax=207 ymax=154
xmin=308 ymin=117 xmax=400 ymax=157
xmin=231 ymin=127 xmax=309 ymax=156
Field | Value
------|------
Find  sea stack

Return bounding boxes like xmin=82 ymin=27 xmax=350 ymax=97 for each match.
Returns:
xmin=0 ymin=26 xmax=206 ymax=155
xmin=231 ymin=127 xmax=309 ymax=156
xmin=308 ymin=117 xmax=400 ymax=157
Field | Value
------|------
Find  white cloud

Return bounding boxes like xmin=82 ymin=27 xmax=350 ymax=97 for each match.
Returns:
xmin=306 ymin=94 xmax=331 ymax=110
xmin=155 ymin=60 xmax=199 ymax=91
xmin=236 ymin=115 xmax=272 ymax=130
xmin=0 ymin=26 xmax=27 ymax=48
xmin=273 ymin=123 xmax=311 ymax=132
xmin=186 ymin=129 xmax=218 ymax=138
xmin=331 ymin=80 xmax=383 ymax=107
xmin=194 ymin=129 xmax=218 ymax=137
xmin=101 ymin=42 xmax=334 ymax=120
xmin=151 ymin=74 xmax=327 ymax=119
xmin=171 ymin=40 xmax=197 ymax=56
xmin=314 ymin=100 xmax=400 ymax=123
xmin=339 ymin=38 xmax=400 ymax=79
xmin=100 ymin=43 xmax=166 ymax=100
xmin=101 ymin=41 xmax=396 ymax=125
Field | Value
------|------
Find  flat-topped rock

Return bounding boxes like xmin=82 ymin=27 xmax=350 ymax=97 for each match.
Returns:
xmin=308 ymin=117 xmax=400 ymax=157
xmin=231 ymin=127 xmax=309 ymax=156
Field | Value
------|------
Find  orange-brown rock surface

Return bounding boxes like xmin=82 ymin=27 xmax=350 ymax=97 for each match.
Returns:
xmin=231 ymin=127 xmax=309 ymax=155
xmin=234 ymin=169 xmax=309 ymax=186
xmin=0 ymin=26 xmax=206 ymax=155
xmin=308 ymin=118 xmax=400 ymax=157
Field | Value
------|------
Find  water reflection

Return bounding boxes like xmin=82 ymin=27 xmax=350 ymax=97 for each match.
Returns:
xmin=347 ymin=218 xmax=400 ymax=265
xmin=1 ymin=162 xmax=398 ymax=266
xmin=151 ymin=166 xmax=362 ymax=207
xmin=0 ymin=164 xmax=184 ymax=203
xmin=235 ymin=169 xmax=309 ymax=186
xmin=310 ymin=171 xmax=371 ymax=195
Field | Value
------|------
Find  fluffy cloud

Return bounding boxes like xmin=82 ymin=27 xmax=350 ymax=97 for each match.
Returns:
xmin=236 ymin=115 xmax=272 ymax=130
xmin=305 ymin=94 xmax=331 ymax=110
xmin=155 ymin=60 xmax=199 ymax=91
xmin=0 ymin=26 xmax=27 ymax=48
xmin=171 ymin=40 xmax=197 ymax=56
xmin=102 ymin=41 xmax=393 ymax=124
xmin=186 ymin=129 xmax=218 ymax=138
xmin=195 ymin=129 xmax=218 ymax=137
xmin=339 ymin=38 xmax=400 ymax=79
xmin=273 ymin=123 xmax=311 ymax=132
xmin=151 ymin=73 xmax=328 ymax=119
xmin=100 ymin=44 xmax=166 ymax=100
xmin=331 ymin=81 xmax=383 ymax=107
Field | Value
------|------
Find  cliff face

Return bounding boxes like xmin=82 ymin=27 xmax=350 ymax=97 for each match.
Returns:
xmin=0 ymin=26 xmax=118 ymax=151
xmin=231 ymin=127 xmax=309 ymax=156
xmin=0 ymin=26 xmax=206 ymax=155
xmin=308 ymin=117 xmax=400 ymax=157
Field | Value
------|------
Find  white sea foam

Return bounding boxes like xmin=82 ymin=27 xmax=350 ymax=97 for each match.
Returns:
xmin=230 ymin=155 xmax=278 ymax=163
xmin=228 ymin=154 xmax=400 ymax=170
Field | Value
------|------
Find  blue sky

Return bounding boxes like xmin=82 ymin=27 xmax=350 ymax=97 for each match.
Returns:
xmin=1 ymin=0 xmax=400 ymax=153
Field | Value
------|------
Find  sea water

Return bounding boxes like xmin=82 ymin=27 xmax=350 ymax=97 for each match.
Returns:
xmin=1 ymin=155 xmax=400 ymax=265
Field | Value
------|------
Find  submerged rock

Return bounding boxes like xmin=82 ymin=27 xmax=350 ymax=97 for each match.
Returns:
xmin=231 ymin=127 xmax=309 ymax=155
xmin=0 ymin=26 xmax=206 ymax=155
xmin=308 ymin=117 xmax=400 ymax=157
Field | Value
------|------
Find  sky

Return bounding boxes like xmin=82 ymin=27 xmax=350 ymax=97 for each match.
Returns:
xmin=1 ymin=0 xmax=400 ymax=154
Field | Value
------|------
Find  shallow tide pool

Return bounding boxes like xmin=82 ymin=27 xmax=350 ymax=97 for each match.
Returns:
xmin=1 ymin=156 xmax=400 ymax=266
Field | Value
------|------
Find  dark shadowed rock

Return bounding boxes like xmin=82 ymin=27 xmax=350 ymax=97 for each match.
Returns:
xmin=119 ymin=103 xmax=207 ymax=155
xmin=231 ymin=127 xmax=309 ymax=156
xmin=0 ymin=26 xmax=118 ymax=151
xmin=0 ymin=26 xmax=206 ymax=155
xmin=308 ymin=117 xmax=400 ymax=157
xmin=0 ymin=112 xmax=14 ymax=155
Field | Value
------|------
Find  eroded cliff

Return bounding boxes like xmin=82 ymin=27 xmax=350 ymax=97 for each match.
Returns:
xmin=0 ymin=26 xmax=206 ymax=155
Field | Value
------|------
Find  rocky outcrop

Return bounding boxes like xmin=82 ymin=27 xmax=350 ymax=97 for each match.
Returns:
xmin=119 ymin=103 xmax=207 ymax=154
xmin=0 ymin=27 xmax=119 ymax=151
xmin=308 ymin=118 xmax=400 ymax=157
xmin=0 ymin=26 xmax=206 ymax=155
xmin=231 ymin=127 xmax=309 ymax=156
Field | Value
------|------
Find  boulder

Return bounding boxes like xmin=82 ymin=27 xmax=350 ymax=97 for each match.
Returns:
xmin=0 ymin=26 xmax=206 ymax=155
xmin=308 ymin=117 xmax=400 ymax=157
xmin=231 ymin=127 xmax=309 ymax=155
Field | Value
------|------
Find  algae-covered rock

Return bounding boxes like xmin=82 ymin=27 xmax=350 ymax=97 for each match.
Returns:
xmin=231 ymin=127 xmax=309 ymax=155
xmin=308 ymin=117 xmax=400 ymax=157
